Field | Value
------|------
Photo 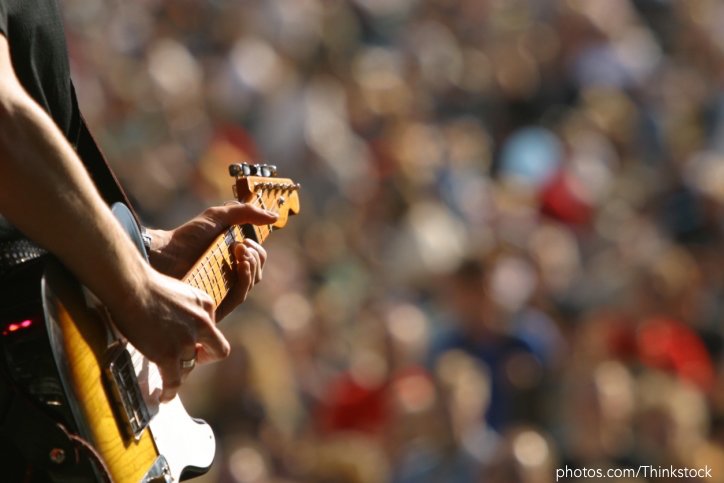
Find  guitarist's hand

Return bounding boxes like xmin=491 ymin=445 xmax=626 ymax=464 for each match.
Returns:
xmin=145 ymin=202 xmax=277 ymax=320
xmin=111 ymin=268 xmax=231 ymax=402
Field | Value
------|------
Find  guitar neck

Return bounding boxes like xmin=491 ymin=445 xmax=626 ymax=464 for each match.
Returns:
xmin=182 ymin=223 xmax=273 ymax=308
xmin=183 ymin=166 xmax=300 ymax=308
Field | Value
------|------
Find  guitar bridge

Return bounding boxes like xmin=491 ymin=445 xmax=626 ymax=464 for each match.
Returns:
xmin=104 ymin=344 xmax=151 ymax=440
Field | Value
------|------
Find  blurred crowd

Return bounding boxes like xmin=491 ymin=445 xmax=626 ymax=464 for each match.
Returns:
xmin=63 ymin=0 xmax=724 ymax=481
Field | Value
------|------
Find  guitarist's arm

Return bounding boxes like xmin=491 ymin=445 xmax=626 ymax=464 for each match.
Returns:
xmin=0 ymin=35 xmax=231 ymax=402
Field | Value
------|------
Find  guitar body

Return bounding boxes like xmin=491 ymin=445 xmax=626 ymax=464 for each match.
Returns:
xmin=43 ymin=260 xmax=164 ymax=482
xmin=2 ymin=203 xmax=214 ymax=482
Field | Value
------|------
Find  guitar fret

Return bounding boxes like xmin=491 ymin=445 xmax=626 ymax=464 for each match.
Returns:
xmin=209 ymin=253 xmax=226 ymax=300
xmin=211 ymin=249 xmax=225 ymax=294
xmin=201 ymin=257 xmax=211 ymax=300
xmin=202 ymin=257 xmax=221 ymax=305
xmin=212 ymin=245 xmax=230 ymax=296
xmin=200 ymin=262 xmax=218 ymax=304
xmin=210 ymin=249 xmax=222 ymax=283
xmin=219 ymin=247 xmax=233 ymax=292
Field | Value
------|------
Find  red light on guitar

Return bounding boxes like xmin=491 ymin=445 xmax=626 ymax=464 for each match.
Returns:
xmin=2 ymin=318 xmax=34 ymax=336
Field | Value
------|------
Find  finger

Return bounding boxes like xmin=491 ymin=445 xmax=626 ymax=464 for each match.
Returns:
xmin=235 ymin=260 xmax=253 ymax=303
xmin=243 ymin=238 xmax=267 ymax=267
xmin=194 ymin=342 xmax=216 ymax=365
xmin=239 ymin=242 xmax=261 ymax=284
xmin=251 ymin=252 xmax=262 ymax=284
xmin=199 ymin=292 xmax=216 ymax=324
xmin=208 ymin=202 xmax=277 ymax=228
xmin=234 ymin=243 xmax=257 ymax=289
xmin=188 ymin=286 xmax=216 ymax=322
xmin=180 ymin=347 xmax=198 ymax=379
xmin=248 ymin=247 xmax=262 ymax=283
xmin=195 ymin=322 xmax=231 ymax=361
xmin=243 ymin=239 xmax=266 ymax=282
xmin=158 ymin=360 xmax=183 ymax=403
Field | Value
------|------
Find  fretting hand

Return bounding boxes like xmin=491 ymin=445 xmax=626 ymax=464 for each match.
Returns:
xmin=145 ymin=202 xmax=277 ymax=320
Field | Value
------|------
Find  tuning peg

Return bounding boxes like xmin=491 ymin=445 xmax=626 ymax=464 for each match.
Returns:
xmin=229 ymin=164 xmax=242 ymax=177
xmin=229 ymin=163 xmax=253 ymax=177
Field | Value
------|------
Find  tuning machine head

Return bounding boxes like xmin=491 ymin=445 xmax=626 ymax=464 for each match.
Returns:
xmin=229 ymin=163 xmax=278 ymax=178
xmin=254 ymin=164 xmax=278 ymax=177
xmin=229 ymin=163 xmax=252 ymax=178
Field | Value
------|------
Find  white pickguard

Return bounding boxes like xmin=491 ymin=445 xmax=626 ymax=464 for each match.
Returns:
xmin=148 ymin=396 xmax=216 ymax=481
xmin=130 ymin=344 xmax=216 ymax=481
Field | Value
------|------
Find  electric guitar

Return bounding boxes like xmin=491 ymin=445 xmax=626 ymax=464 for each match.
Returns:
xmin=0 ymin=164 xmax=299 ymax=482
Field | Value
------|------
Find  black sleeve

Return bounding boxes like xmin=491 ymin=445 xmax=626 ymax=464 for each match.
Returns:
xmin=0 ymin=1 xmax=7 ymax=37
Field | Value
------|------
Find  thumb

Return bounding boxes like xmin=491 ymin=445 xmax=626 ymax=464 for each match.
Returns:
xmin=220 ymin=202 xmax=278 ymax=226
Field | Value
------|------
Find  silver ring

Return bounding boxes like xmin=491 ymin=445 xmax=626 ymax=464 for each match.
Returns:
xmin=181 ymin=356 xmax=196 ymax=369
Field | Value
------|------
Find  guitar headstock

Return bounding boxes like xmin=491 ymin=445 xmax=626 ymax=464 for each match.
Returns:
xmin=229 ymin=163 xmax=300 ymax=229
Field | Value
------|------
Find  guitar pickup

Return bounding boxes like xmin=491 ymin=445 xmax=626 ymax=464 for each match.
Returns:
xmin=103 ymin=343 xmax=151 ymax=441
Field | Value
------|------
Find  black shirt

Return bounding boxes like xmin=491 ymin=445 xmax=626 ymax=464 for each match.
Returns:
xmin=0 ymin=0 xmax=80 ymax=144
xmin=0 ymin=0 xmax=80 ymax=239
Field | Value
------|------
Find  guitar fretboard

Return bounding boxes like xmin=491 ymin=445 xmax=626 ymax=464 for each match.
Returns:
xmin=182 ymin=223 xmax=273 ymax=308
xmin=180 ymin=174 xmax=299 ymax=309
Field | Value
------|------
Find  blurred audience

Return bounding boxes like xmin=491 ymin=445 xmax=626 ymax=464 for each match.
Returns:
xmin=63 ymin=0 xmax=724 ymax=481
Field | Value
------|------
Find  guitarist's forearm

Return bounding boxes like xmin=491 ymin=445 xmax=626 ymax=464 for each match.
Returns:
xmin=0 ymin=73 xmax=151 ymax=316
